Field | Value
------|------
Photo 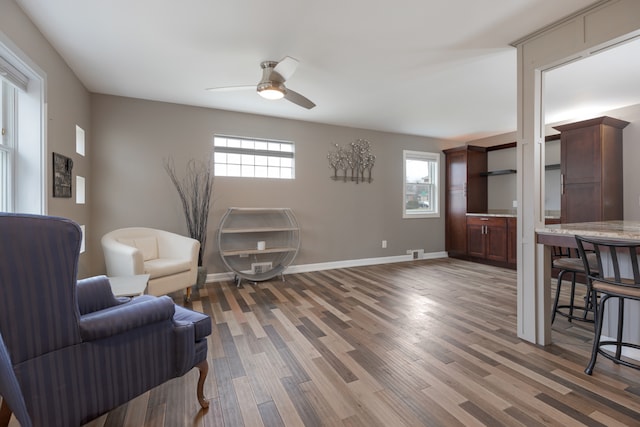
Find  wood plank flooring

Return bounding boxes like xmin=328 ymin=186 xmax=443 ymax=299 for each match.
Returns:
xmin=42 ymin=259 xmax=640 ymax=425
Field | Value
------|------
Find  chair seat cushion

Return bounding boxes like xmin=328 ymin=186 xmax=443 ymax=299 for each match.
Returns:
xmin=553 ymin=253 xmax=598 ymax=272
xmin=144 ymin=258 xmax=192 ymax=279
xmin=173 ymin=305 xmax=212 ymax=340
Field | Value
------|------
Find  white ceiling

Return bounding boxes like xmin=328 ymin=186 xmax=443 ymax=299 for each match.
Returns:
xmin=14 ymin=0 xmax=640 ymax=142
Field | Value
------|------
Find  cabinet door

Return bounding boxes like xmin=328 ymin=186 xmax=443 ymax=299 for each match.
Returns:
xmin=560 ymin=125 xmax=602 ymax=223
xmin=446 ymin=150 xmax=467 ymax=191
xmin=562 ymin=182 xmax=602 ymax=223
xmin=466 ymin=223 xmax=485 ymax=258
xmin=446 ymin=189 xmax=467 ymax=254
xmin=445 ymin=150 xmax=468 ymax=255
xmin=485 ymin=222 xmax=508 ymax=262
xmin=561 ymin=126 xmax=601 ymax=186
xmin=507 ymin=218 xmax=517 ymax=265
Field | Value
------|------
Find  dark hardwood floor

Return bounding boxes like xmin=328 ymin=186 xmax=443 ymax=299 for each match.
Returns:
xmin=74 ymin=258 xmax=640 ymax=425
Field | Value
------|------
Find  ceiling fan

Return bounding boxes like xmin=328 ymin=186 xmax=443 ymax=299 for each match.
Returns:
xmin=207 ymin=56 xmax=316 ymax=109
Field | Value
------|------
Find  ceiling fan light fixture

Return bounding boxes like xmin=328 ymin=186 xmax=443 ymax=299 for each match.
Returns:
xmin=257 ymin=81 xmax=285 ymax=100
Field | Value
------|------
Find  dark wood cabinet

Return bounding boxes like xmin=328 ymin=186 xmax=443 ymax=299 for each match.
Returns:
xmin=466 ymin=219 xmax=486 ymax=258
xmin=507 ymin=217 xmax=517 ymax=265
xmin=466 ymin=216 xmax=508 ymax=263
xmin=553 ymin=116 xmax=629 ymax=224
xmin=444 ymin=146 xmax=487 ymax=257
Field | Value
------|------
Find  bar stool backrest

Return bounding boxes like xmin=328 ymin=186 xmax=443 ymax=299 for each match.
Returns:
xmin=575 ymin=235 xmax=640 ymax=290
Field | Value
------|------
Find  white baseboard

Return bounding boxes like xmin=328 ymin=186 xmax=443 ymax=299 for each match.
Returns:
xmin=206 ymin=251 xmax=449 ymax=283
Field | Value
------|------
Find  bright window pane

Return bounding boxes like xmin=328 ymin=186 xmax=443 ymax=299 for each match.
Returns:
xmin=241 ymin=165 xmax=254 ymax=176
xmin=227 ymin=153 xmax=241 ymax=164
xmin=214 ymin=152 xmax=226 ymax=163
xmin=281 ymin=168 xmax=292 ymax=179
xmin=213 ymin=135 xmax=295 ymax=179
xmin=227 ymin=164 xmax=241 ymax=176
xmin=216 ymin=164 xmax=228 ymax=176
xmin=268 ymin=167 xmax=280 ymax=178
xmin=403 ymin=150 xmax=439 ymax=218
xmin=0 ymin=150 xmax=8 ymax=211
xmin=255 ymin=166 xmax=268 ymax=177
xmin=255 ymin=155 xmax=268 ymax=166
xmin=268 ymin=157 xmax=280 ymax=167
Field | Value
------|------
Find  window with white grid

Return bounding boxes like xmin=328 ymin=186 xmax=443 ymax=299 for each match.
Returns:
xmin=213 ymin=135 xmax=294 ymax=179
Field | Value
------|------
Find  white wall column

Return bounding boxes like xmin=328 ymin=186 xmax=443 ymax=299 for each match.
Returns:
xmin=514 ymin=0 xmax=640 ymax=345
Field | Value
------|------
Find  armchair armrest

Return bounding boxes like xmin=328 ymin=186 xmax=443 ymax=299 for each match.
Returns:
xmin=101 ymin=237 xmax=145 ymax=276
xmin=78 ymin=296 xmax=175 ymax=341
xmin=76 ymin=275 xmax=124 ymax=315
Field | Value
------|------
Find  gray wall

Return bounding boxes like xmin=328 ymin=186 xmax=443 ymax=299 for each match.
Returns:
xmin=90 ymin=95 xmax=453 ymax=276
xmin=1 ymin=0 xmax=92 ymax=276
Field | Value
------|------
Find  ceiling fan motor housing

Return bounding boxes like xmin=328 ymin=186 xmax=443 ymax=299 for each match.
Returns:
xmin=257 ymin=60 xmax=286 ymax=98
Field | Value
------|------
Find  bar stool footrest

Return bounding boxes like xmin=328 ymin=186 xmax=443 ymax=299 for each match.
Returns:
xmin=596 ymin=340 xmax=640 ymax=370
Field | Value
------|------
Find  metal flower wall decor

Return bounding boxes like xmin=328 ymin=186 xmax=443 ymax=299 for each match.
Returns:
xmin=327 ymin=138 xmax=376 ymax=183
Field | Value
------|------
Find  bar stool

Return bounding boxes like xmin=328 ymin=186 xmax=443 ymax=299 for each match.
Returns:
xmin=575 ymin=235 xmax=640 ymax=375
xmin=550 ymin=246 xmax=598 ymax=324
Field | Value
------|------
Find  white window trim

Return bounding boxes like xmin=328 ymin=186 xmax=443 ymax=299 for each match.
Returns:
xmin=0 ymin=33 xmax=47 ymax=214
xmin=403 ymin=150 xmax=440 ymax=219
xmin=213 ymin=134 xmax=295 ymax=179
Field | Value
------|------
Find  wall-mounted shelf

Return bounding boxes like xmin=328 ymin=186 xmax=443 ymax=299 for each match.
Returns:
xmin=481 ymin=169 xmax=517 ymax=176
xmin=217 ymin=207 xmax=300 ymax=286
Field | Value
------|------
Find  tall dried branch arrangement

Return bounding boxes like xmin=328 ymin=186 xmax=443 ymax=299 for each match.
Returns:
xmin=164 ymin=157 xmax=213 ymax=266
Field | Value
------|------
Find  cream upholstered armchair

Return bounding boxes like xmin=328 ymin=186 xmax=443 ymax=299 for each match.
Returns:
xmin=102 ymin=227 xmax=199 ymax=300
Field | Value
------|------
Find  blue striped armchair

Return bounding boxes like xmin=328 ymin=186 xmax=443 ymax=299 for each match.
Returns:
xmin=0 ymin=213 xmax=211 ymax=426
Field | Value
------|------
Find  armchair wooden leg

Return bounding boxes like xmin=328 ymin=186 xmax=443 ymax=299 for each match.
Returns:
xmin=184 ymin=287 xmax=192 ymax=303
xmin=196 ymin=360 xmax=209 ymax=409
xmin=0 ymin=399 xmax=12 ymax=427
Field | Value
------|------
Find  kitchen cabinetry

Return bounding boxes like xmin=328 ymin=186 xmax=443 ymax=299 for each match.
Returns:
xmin=444 ymin=146 xmax=487 ymax=257
xmin=466 ymin=216 xmax=508 ymax=263
xmin=507 ymin=217 xmax=517 ymax=265
xmin=553 ymin=116 xmax=629 ymax=224
xmin=217 ymin=207 xmax=300 ymax=286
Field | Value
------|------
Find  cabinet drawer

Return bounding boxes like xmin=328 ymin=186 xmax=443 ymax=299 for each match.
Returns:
xmin=466 ymin=216 xmax=506 ymax=227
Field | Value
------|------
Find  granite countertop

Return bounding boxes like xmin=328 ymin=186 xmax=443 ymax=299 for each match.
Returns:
xmin=536 ymin=220 xmax=640 ymax=240
xmin=467 ymin=210 xmax=516 ymax=218
xmin=466 ymin=210 xmax=561 ymax=219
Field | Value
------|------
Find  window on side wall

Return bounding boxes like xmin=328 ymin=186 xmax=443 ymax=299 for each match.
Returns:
xmin=0 ymin=41 xmax=45 ymax=214
xmin=213 ymin=135 xmax=294 ymax=179
xmin=403 ymin=150 xmax=439 ymax=218
xmin=0 ymin=81 xmax=14 ymax=212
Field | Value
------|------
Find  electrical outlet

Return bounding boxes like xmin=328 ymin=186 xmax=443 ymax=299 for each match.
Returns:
xmin=382 ymin=240 xmax=387 ymax=248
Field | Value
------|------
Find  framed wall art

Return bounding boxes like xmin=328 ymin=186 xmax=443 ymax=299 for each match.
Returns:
xmin=53 ymin=152 xmax=73 ymax=198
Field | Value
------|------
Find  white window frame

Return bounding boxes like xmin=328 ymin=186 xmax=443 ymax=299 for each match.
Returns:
xmin=0 ymin=81 xmax=15 ymax=211
xmin=213 ymin=135 xmax=295 ymax=179
xmin=0 ymin=35 xmax=46 ymax=214
xmin=403 ymin=150 xmax=440 ymax=219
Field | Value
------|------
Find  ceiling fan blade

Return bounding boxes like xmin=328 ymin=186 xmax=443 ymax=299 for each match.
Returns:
xmin=284 ymin=88 xmax=316 ymax=109
xmin=272 ymin=56 xmax=299 ymax=81
xmin=206 ymin=85 xmax=255 ymax=92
